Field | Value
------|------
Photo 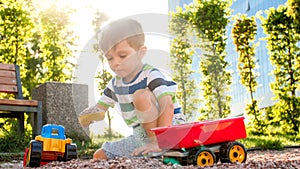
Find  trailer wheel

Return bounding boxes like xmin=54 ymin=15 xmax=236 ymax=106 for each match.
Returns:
xmin=220 ymin=141 xmax=247 ymax=163
xmin=214 ymin=152 xmax=220 ymax=164
xmin=64 ymin=144 xmax=77 ymax=161
xmin=27 ymin=140 xmax=43 ymax=167
xmin=195 ymin=147 xmax=216 ymax=167
xmin=187 ymin=148 xmax=198 ymax=165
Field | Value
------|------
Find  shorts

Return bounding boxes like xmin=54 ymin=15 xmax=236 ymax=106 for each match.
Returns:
xmin=102 ymin=113 xmax=186 ymax=159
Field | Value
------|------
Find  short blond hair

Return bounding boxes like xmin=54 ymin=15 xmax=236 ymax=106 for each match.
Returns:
xmin=99 ymin=18 xmax=145 ymax=54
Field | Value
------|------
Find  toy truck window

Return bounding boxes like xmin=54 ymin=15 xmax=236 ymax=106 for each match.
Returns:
xmin=52 ymin=128 xmax=59 ymax=135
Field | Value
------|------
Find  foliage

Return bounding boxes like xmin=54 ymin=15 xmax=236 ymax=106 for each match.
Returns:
xmin=241 ymin=132 xmax=300 ymax=150
xmin=254 ymin=139 xmax=283 ymax=150
xmin=169 ymin=0 xmax=233 ymax=120
xmin=287 ymin=0 xmax=300 ymax=27
xmin=0 ymin=0 xmax=76 ymax=98
xmin=232 ymin=15 xmax=265 ymax=133
xmin=0 ymin=0 xmax=33 ymax=65
xmin=232 ymin=15 xmax=258 ymax=97
xmin=260 ymin=4 xmax=300 ymax=134
xmin=245 ymin=100 xmax=268 ymax=134
xmin=72 ymin=139 xmax=101 ymax=159
xmin=0 ymin=0 xmax=78 ymax=152
xmin=92 ymin=10 xmax=110 ymax=95
xmin=92 ymin=10 xmax=114 ymax=139
xmin=22 ymin=3 xmax=76 ymax=98
xmin=169 ymin=8 xmax=200 ymax=120
xmin=189 ymin=0 xmax=232 ymax=119
xmin=73 ymin=129 xmax=123 ymax=158
xmin=241 ymin=135 xmax=284 ymax=150
xmin=0 ymin=115 xmax=32 ymax=153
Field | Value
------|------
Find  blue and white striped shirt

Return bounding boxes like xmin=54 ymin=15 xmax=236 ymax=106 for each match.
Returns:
xmin=98 ymin=64 xmax=181 ymax=127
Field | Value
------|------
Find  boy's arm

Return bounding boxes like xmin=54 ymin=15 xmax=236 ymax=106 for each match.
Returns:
xmin=145 ymin=95 xmax=173 ymax=144
xmin=132 ymin=95 xmax=174 ymax=156
xmin=157 ymin=95 xmax=174 ymax=127
xmin=78 ymin=104 xmax=108 ymax=127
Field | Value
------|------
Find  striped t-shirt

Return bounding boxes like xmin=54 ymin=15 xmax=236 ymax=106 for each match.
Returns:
xmin=97 ymin=64 xmax=181 ymax=127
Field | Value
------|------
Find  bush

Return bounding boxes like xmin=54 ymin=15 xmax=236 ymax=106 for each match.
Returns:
xmin=254 ymin=138 xmax=284 ymax=150
xmin=239 ymin=133 xmax=300 ymax=150
xmin=0 ymin=119 xmax=31 ymax=153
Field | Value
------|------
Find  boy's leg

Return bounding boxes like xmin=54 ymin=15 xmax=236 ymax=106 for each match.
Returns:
xmin=93 ymin=148 xmax=107 ymax=160
xmin=94 ymin=133 xmax=146 ymax=159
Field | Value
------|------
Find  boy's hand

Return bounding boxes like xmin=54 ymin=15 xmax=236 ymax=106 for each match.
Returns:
xmin=132 ymin=141 xmax=162 ymax=156
xmin=78 ymin=105 xmax=106 ymax=127
xmin=79 ymin=112 xmax=105 ymax=127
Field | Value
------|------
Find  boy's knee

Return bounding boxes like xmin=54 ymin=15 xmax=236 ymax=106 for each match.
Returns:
xmin=133 ymin=89 xmax=156 ymax=111
xmin=93 ymin=148 xmax=107 ymax=160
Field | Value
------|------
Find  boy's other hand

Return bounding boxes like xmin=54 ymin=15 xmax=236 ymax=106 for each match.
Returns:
xmin=132 ymin=141 xmax=162 ymax=156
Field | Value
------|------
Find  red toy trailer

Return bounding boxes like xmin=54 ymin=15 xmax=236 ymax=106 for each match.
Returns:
xmin=150 ymin=116 xmax=247 ymax=167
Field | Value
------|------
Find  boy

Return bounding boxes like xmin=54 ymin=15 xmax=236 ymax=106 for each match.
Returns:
xmin=78 ymin=18 xmax=185 ymax=160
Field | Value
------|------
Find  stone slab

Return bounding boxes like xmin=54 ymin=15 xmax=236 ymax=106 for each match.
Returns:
xmin=32 ymin=82 xmax=89 ymax=141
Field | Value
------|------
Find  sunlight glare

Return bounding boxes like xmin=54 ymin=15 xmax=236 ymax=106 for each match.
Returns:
xmin=37 ymin=0 xmax=169 ymax=137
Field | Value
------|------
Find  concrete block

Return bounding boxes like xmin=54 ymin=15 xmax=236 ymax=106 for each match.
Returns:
xmin=32 ymin=82 xmax=89 ymax=141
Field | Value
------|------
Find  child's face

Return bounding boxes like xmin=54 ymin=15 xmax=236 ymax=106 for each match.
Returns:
xmin=105 ymin=40 xmax=145 ymax=81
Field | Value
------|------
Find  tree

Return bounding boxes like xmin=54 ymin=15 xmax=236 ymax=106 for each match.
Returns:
xmin=169 ymin=0 xmax=232 ymax=120
xmin=287 ymin=0 xmax=300 ymax=27
xmin=189 ymin=0 xmax=232 ymax=119
xmin=0 ymin=0 xmax=77 ymax=150
xmin=0 ymin=0 xmax=34 ymax=142
xmin=23 ymin=3 xmax=76 ymax=97
xmin=232 ymin=15 xmax=264 ymax=133
xmin=0 ymin=0 xmax=33 ymax=67
xmin=92 ymin=10 xmax=114 ymax=139
xmin=169 ymin=8 xmax=200 ymax=120
xmin=261 ymin=5 xmax=300 ymax=134
xmin=0 ymin=1 xmax=77 ymax=98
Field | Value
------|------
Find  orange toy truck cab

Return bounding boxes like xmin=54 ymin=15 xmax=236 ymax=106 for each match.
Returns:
xmin=24 ymin=124 xmax=77 ymax=167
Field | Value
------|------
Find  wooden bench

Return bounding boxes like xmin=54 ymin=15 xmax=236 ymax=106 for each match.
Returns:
xmin=0 ymin=63 xmax=42 ymax=138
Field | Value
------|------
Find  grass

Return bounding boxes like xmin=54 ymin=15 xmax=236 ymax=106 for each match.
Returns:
xmin=72 ymin=132 xmax=124 ymax=159
xmin=240 ymin=133 xmax=300 ymax=150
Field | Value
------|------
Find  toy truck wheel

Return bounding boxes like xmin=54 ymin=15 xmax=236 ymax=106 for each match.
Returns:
xmin=194 ymin=147 xmax=216 ymax=167
xmin=64 ymin=144 xmax=77 ymax=161
xmin=26 ymin=140 xmax=43 ymax=167
xmin=220 ymin=141 xmax=247 ymax=163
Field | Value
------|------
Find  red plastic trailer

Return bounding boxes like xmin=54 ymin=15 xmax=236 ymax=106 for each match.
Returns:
xmin=150 ymin=116 xmax=247 ymax=167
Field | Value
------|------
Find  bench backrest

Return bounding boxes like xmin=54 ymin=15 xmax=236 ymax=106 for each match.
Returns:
xmin=0 ymin=63 xmax=23 ymax=99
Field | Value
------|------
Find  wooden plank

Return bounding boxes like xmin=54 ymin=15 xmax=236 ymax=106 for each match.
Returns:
xmin=0 ymin=63 xmax=15 ymax=71
xmin=0 ymin=105 xmax=39 ymax=112
xmin=0 ymin=85 xmax=18 ymax=93
xmin=0 ymin=99 xmax=39 ymax=106
xmin=0 ymin=77 xmax=17 ymax=85
xmin=14 ymin=65 xmax=23 ymax=99
xmin=0 ymin=70 xmax=16 ymax=78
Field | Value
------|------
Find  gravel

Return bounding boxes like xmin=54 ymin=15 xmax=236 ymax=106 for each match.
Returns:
xmin=2 ymin=148 xmax=299 ymax=169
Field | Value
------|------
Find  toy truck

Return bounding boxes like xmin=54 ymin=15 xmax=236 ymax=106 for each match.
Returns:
xmin=23 ymin=124 xmax=77 ymax=167
xmin=150 ymin=116 xmax=247 ymax=167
